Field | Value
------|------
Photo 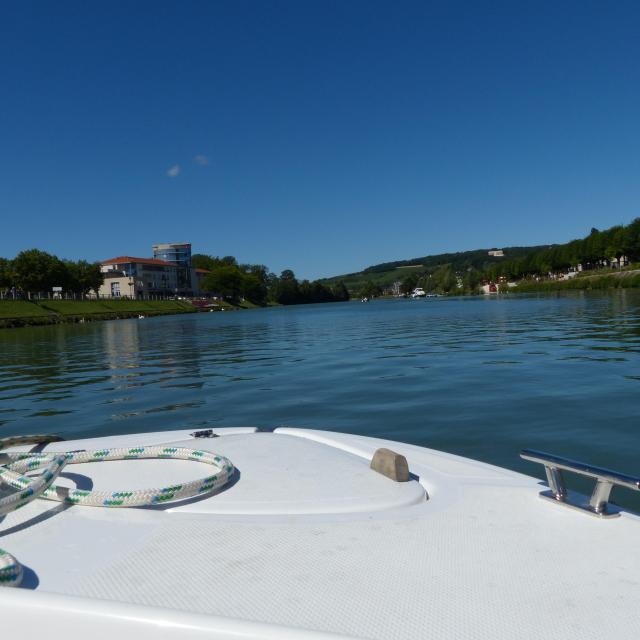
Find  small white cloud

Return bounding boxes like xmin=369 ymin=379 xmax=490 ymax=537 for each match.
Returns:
xmin=167 ymin=164 xmax=181 ymax=177
xmin=194 ymin=154 xmax=209 ymax=166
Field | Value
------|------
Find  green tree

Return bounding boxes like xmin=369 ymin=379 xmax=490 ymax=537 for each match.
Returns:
xmin=461 ymin=268 xmax=482 ymax=293
xmin=0 ymin=258 xmax=15 ymax=292
xmin=12 ymin=249 xmax=67 ymax=295
xmin=265 ymin=272 xmax=279 ymax=302
xmin=298 ymin=279 xmax=312 ymax=301
xmin=400 ymin=274 xmax=418 ymax=295
xmin=65 ymin=260 xmax=104 ymax=297
xmin=241 ymin=274 xmax=268 ymax=304
xmin=192 ymin=254 xmax=222 ymax=271
xmin=240 ymin=264 xmax=271 ymax=303
xmin=201 ymin=266 xmax=244 ymax=301
xmin=360 ymin=280 xmax=382 ymax=298
xmin=333 ymin=281 xmax=350 ymax=301
xmin=276 ymin=270 xmax=300 ymax=304
xmin=432 ymin=264 xmax=457 ymax=293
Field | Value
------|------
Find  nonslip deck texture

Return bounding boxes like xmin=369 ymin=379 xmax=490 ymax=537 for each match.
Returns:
xmin=51 ymin=489 xmax=640 ymax=640
xmin=2 ymin=429 xmax=639 ymax=639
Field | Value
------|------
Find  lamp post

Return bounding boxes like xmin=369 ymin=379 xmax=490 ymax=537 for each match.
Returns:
xmin=127 ymin=273 xmax=135 ymax=300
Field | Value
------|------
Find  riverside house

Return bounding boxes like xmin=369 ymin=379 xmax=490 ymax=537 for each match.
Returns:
xmin=98 ymin=256 xmax=179 ymax=298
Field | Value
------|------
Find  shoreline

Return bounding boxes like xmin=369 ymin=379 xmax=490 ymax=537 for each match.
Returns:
xmin=7 ymin=277 xmax=640 ymax=328
xmin=0 ymin=298 xmax=279 ymax=330
xmin=514 ymin=269 xmax=640 ymax=293
xmin=0 ymin=299 xmax=198 ymax=330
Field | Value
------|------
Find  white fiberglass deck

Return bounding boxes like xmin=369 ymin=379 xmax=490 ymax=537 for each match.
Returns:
xmin=1 ymin=427 xmax=639 ymax=639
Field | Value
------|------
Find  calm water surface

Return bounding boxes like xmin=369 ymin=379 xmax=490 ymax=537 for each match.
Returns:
xmin=1 ymin=293 xmax=640 ymax=484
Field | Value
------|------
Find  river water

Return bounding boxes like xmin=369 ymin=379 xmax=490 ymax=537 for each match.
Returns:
xmin=1 ymin=293 xmax=640 ymax=484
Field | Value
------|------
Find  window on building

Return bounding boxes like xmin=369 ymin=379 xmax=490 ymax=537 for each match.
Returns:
xmin=111 ymin=282 xmax=121 ymax=297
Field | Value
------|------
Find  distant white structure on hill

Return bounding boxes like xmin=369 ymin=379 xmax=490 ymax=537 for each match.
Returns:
xmin=488 ymin=249 xmax=504 ymax=257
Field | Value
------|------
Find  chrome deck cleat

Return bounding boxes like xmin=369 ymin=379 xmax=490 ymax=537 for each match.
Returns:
xmin=520 ymin=449 xmax=640 ymax=518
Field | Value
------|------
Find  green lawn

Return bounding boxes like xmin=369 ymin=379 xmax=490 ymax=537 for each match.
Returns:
xmin=0 ymin=299 xmax=195 ymax=320
xmin=0 ymin=301 xmax=54 ymax=318
xmin=39 ymin=300 xmax=195 ymax=315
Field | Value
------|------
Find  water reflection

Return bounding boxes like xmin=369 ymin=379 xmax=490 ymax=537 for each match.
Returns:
xmin=0 ymin=292 xmax=639 ymax=489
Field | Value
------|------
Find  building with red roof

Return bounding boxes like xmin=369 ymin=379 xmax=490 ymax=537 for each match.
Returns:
xmin=99 ymin=256 xmax=179 ymax=298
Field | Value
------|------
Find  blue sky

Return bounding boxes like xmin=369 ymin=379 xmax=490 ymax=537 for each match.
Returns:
xmin=1 ymin=1 xmax=639 ymax=279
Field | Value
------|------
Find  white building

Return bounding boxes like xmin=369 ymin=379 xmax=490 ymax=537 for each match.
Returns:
xmin=98 ymin=256 xmax=179 ymax=298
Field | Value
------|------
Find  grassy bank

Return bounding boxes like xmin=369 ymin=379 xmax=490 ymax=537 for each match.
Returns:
xmin=515 ymin=270 xmax=640 ymax=293
xmin=215 ymin=299 xmax=263 ymax=310
xmin=0 ymin=299 xmax=196 ymax=329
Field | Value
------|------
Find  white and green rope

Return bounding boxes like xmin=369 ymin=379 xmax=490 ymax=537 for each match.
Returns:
xmin=0 ymin=435 xmax=234 ymax=588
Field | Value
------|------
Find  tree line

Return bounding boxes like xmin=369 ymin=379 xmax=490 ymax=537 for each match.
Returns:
xmin=396 ymin=264 xmax=464 ymax=295
xmin=362 ymin=245 xmax=547 ymax=275
xmin=0 ymin=248 xmax=351 ymax=306
xmin=192 ymin=254 xmax=350 ymax=305
xmin=357 ymin=218 xmax=640 ymax=297
xmin=360 ymin=263 xmax=473 ymax=298
xmin=9 ymin=219 xmax=632 ymax=303
xmin=483 ymin=218 xmax=640 ymax=281
xmin=0 ymin=249 xmax=104 ymax=297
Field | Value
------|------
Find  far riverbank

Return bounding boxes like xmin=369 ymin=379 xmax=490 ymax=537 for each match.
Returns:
xmin=0 ymin=299 xmax=198 ymax=329
xmin=0 ymin=297 xmax=329 ymax=330
xmin=514 ymin=269 xmax=640 ymax=293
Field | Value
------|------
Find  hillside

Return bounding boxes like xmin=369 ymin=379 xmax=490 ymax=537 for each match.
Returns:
xmin=320 ymin=245 xmax=549 ymax=292
xmin=322 ymin=219 xmax=640 ymax=296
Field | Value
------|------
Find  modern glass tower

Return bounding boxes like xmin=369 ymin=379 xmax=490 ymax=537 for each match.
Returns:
xmin=152 ymin=242 xmax=193 ymax=294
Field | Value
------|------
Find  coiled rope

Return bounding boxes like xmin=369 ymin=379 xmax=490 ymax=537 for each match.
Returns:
xmin=0 ymin=435 xmax=234 ymax=588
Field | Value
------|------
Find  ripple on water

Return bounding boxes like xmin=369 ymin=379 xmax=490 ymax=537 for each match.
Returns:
xmin=0 ymin=293 xmax=639 ymax=488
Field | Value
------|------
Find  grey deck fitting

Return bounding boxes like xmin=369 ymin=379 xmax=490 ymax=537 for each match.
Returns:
xmin=370 ymin=448 xmax=410 ymax=482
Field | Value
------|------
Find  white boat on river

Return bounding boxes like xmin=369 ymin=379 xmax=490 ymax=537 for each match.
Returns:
xmin=1 ymin=427 xmax=639 ymax=639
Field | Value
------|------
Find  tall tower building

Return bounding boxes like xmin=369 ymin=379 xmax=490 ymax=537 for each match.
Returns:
xmin=152 ymin=242 xmax=193 ymax=294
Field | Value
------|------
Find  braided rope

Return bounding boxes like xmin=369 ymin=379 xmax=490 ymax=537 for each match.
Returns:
xmin=0 ymin=436 xmax=234 ymax=588
xmin=0 ymin=546 xmax=22 ymax=586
